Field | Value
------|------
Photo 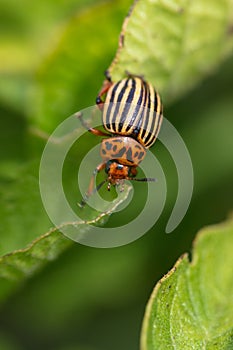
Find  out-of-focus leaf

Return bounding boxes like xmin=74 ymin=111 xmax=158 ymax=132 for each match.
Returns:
xmin=0 ymin=160 xmax=51 ymax=256
xmin=30 ymin=0 xmax=132 ymax=132
xmin=0 ymin=184 xmax=131 ymax=303
xmin=0 ymin=0 xmax=103 ymax=73
xmin=171 ymin=91 xmax=233 ymax=193
xmin=0 ymin=0 xmax=107 ymax=111
xmin=0 ymin=332 xmax=22 ymax=350
xmin=109 ymin=0 xmax=233 ymax=102
xmin=141 ymin=216 xmax=233 ymax=350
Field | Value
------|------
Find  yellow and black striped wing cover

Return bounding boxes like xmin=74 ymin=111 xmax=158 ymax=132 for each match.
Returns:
xmin=102 ymin=77 xmax=163 ymax=148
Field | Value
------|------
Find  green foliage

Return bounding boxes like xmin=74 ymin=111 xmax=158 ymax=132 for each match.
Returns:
xmin=0 ymin=0 xmax=233 ymax=349
xmin=141 ymin=217 xmax=233 ymax=350
xmin=110 ymin=0 xmax=233 ymax=102
xmin=30 ymin=0 xmax=131 ymax=132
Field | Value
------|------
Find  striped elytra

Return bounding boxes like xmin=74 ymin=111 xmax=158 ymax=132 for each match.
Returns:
xmin=102 ymin=76 xmax=163 ymax=149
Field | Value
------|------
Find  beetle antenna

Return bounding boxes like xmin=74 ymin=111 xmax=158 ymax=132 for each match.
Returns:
xmin=126 ymin=177 xmax=157 ymax=182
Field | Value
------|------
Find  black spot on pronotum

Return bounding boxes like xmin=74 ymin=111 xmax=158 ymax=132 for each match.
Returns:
xmin=102 ymin=149 xmax=106 ymax=155
xmin=138 ymin=152 xmax=144 ymax=160
xmin=126 ymin=148 xmax=133 ymax=161
xmin=114 ymin=147 xmax=126 ymax=158
xmin=113 ymin=145 xmax=117 ymax=152
xmin=105 ymin=141 xmax=112 ymax=151
xmin=135 ymin=144 xmax=141 ymax=150
xmin=112 ymin=138 xmax=122 ymax=143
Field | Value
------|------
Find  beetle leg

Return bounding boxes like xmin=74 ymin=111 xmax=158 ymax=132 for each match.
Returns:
xmin=96 ymin=79 xmax=113 ymax=109
xmin=104 ymin=69 xmax=112 ymax=82
xmin=77 ymin=111 xmax=110 ymax=137
xmin=78 ymin=162 xmax=106 ymax=207
xmin=130 ymin=167 xmax=137 ymax=177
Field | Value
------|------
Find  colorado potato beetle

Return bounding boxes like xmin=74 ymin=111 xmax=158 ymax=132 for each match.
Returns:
xmin=78 ymin=73 xmax=163 ymax=207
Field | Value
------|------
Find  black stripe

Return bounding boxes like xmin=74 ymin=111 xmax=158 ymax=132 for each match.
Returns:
xmin=154 ymin=110 xmax=163 ymax=137
xmin=146 ymin=89 xmax=159 ymax=145
xmin=117 ymin=78 xmax=137 ymax=132
xmin=111 ymin=79 xmax=131 ymax=132
xmin=104 ymin=81 xmax=121 ymax=132
xmin=146 ymin=135 xmax=156 ymax=148
xmin=152 ymin=93 xmax=162 ymax=140
xmin=144 ymin=88 xmax=161 ymax=147
xmin=144 ymin=112 xmax=162 ymax=147
xmin=129 ymin=79 xmax=148 ymax=137
xmin=104 ymin=80 xmax=128 ymax=132
xmin=125 ymin=79 xmax=144 ymax=132
xmin=126 ymin=78 xmax=136 ymax=103
xmin=144 ymin=131 xmax=152 ymax=146
xmin=109 ymin=81 xmax=121 ymax=103
xmin=153 ymin=90 xmax=158 ymax=113
xmin=140 ymin=82 xmax=151 ymax=142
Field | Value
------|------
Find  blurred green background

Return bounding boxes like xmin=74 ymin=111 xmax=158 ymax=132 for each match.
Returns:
xmin=0 ymin=0 xmax=233 ymax=349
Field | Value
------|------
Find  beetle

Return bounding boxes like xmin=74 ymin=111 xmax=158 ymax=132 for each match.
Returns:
xmin=78 ymin=73 xmax=163 ymax=207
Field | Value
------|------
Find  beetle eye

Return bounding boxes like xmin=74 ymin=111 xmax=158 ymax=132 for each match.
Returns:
xmin=116 ymin=164 xmax=123 ymax=170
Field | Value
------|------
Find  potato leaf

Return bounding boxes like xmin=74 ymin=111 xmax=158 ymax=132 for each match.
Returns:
xmin=109 ymin=0 xmax=233 ymax=102
xmin=141 ymin=216 xmax=233 ymax=350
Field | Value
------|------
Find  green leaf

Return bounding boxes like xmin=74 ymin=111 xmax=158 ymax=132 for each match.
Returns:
xmin=141 ymin=216 xmax=233 ymax=350
xmin=0 ymin=160 xmax=53 ymax=256
xmin=0 ymin=186 xmax=131 ymax=303
xmin=0 ymin=332 xmax=22 ymax=350
xmin=0 ymin=0 xmax=102 ymax=73
xmin=0 ymin=0 xmax=107 ymax=111
xmin=109 ymin=0 xmax=233 ymax=102
xmin=0 ymin=230 xmax=70 ymax=282
xmin=30 ymin=0 xmax=132 ymax=132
